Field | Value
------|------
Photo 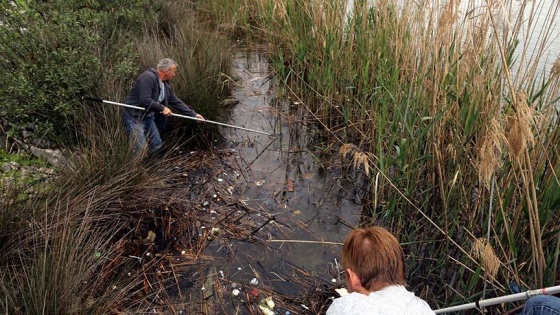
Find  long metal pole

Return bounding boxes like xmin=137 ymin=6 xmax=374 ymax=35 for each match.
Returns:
xmin=84 ymin=96 xmax=271 ymax=136
xmin=435 ymin=285 xmax=560 ymax=314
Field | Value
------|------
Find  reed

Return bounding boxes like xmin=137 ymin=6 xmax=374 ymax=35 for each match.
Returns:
xmin=0 ymin=102 xmax=175 ymax=314
xmin=0 ymin=1 xmax=236 ymax=312
xmin=135 ymin=2 xmax=234 ymax=122
xmin=198 ymin=0 xmax=560 ymax=310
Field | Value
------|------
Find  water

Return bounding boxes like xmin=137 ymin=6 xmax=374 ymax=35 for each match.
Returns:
xmin=176 ymin=2 xmax=560 ymax=311
xmin=460 ymin=0 xmax=560 ymax=81
xmin=346 ymin=0 xmax=560 ymax=81
xmin=202 ymin=48 xmax=364 ymax=295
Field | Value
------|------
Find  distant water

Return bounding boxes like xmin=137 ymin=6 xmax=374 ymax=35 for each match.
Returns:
xmin=346 ymin=0 xmax=560 ymax=81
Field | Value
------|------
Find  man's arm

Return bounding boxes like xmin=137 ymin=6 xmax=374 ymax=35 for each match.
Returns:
xmin=165 ymin=84 xmax=197 ymax=117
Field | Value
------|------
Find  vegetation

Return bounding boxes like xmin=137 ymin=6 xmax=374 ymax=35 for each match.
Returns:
xmin=0 ymin=120 xmax=175 ymax=313
xmin=196 ymin=0 xmax=560 ymax=311
xmin=0 ymin=0 xmax=148 ymax=145
xmin=2 ymin=0 xmax=559 ymax=312
xmin=0 ymin=0 xmax=232 ymax=146
xmin=1 ymin=0 xmax=235 ymax=313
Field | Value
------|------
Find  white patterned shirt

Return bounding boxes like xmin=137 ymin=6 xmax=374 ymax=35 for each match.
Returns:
xmin=326 ymin=285 xmax=436 ymax=315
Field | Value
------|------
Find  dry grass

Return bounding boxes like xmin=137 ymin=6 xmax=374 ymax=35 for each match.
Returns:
xmin=339 ymin=143 xmax=371 ymax=176
xmin=478 ymin=118 xmax=506 ymax=187
xmin=472 ymin=238 xmax=501 ymax=280
xmin=198 ymin=0 xmax=560 ymax=310
xmin=506 ymin=90 xmax=536 ymax=160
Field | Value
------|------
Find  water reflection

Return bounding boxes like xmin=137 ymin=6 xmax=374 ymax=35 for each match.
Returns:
xmin=204 ymin=48 xmax=364 ymax=294
xmin=346 ymin=0 xmax=560 ymax=81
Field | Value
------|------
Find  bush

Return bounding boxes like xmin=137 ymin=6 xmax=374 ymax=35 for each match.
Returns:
xmin=0 ymin=0 xmax=156 ymax=146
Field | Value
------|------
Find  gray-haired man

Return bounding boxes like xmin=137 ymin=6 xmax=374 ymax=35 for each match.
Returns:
xmin=122 ymin=58 xmax=204 ymax=154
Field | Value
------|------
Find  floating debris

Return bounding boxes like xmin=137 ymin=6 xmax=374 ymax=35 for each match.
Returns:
xmin=250 ymin=277 xmax=259 ymax=285
xmin=259 ymin=296 xmax=275 ymax=315
xmin=286 ymin=179 xmax=294 ymax=192
xmin=248 ymin=288 xmax=259 ymax=299
xmin=255 ymin=179 xmax=265 ymax=186
xmin=143 ymin=231 xmax=156 ymax=244
xmin=232 ymin=289 xmax=240 ymax=296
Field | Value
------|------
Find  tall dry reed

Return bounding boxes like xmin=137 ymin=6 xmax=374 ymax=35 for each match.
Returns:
xmin=198 ymin=0 xmax=560 ymax=310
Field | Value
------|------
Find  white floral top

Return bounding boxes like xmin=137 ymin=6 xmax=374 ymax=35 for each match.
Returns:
xmin=326 ymin=285 xmax=436 ymax=315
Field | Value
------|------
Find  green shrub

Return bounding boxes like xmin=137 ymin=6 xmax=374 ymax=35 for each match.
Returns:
xmin=0 ymin=0 xmax=155 ymax=146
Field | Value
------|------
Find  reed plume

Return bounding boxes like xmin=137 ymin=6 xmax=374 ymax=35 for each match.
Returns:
xmin=477 ymin=118 xmax=506 ymax=187
xmin=506 ymin=90 xmax=535 ymax=161
xmin=472 ymin=238 xmax=501 ymax=279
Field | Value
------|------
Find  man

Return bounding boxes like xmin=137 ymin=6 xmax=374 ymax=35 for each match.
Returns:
xmin=327 ymin=226 xmax=435 ymax=315
xmin=122 ymin=58 xmax=204 ymax=154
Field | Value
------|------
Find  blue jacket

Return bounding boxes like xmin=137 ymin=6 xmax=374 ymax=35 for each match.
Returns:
xmin=123 ymin=68 xmax=197 ymax=119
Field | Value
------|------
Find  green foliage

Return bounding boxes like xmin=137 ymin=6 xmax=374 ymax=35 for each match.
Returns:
xmin=0 ymin=149 xmax=46 ymax=168
xmin=0 ymin=0 xmax=155 ymax=145
xmin=172 ymin=27 xmax=233 ymax=120
xmin=0 ymin=149 xmax=50 ymax=193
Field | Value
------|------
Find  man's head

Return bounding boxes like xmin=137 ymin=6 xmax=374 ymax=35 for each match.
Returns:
xmin=157 ymin=58 xmax=178 ymax=81
xmin=342 ymin=226 xmax=406 ymax=293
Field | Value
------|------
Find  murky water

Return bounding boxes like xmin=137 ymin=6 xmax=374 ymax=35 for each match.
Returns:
xmin=201 ymin=48 xmax=364 ymax=297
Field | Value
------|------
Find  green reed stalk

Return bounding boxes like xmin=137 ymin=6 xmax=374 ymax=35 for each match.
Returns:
xmin=198 ymin=0 xmax=560 ymax=311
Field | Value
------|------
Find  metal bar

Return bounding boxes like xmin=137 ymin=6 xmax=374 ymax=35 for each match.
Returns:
xmin=86 ymin=97 xmax=271 ymax=136
xmin=435 ymin=285 xmax=560 ymax=314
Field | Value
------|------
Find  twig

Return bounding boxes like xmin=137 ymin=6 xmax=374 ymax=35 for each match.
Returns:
xmin=248 ymin=216 xmax=276 ymax=237
xmin=267 ymin=239 xmax=343 ymax=245
xmin=171 ymin=264 xmax=183 ymax=301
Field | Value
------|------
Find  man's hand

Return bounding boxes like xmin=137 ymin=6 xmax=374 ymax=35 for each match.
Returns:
xmin=162 ymin=107 xmax=172 ymax=116
xmin=196 ymin=114 xmax=205 ymax=122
